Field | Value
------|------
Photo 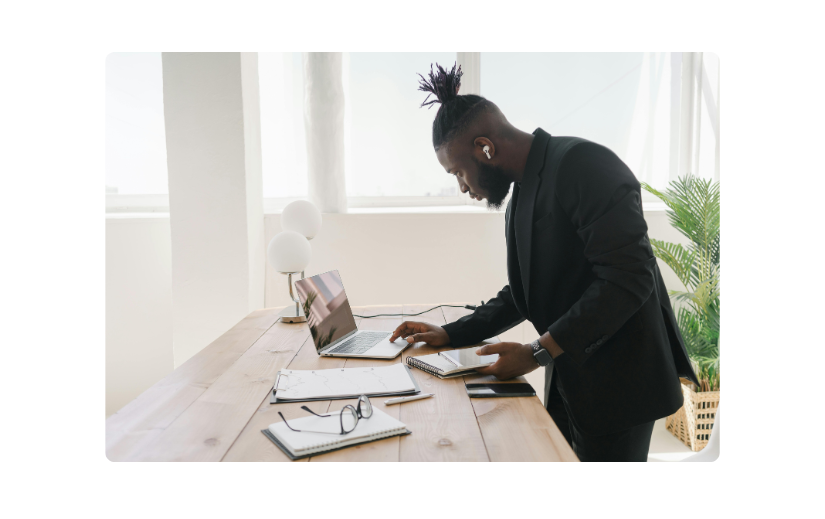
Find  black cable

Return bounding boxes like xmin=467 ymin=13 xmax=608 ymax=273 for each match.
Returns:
xmin=353 ymin=303 xmax=483 ymax=319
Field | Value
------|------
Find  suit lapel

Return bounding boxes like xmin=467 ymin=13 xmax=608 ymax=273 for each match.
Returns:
xmin=515 ymin=130 xmax=551 ymax=303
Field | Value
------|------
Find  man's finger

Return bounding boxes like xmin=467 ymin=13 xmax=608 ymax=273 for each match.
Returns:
xmin=476 ymin=361 xmax=510 ymax=380
xmin=389 ymin=325 xmax=405 ymax=342
xmin=474 ymin=365 xmax=494 ymax=376
xmin=475 ymin=343 xmax=511 ymax=356
xmin=391 ymin=321 xmax=428 ymax=342
xmin=390 ymin=325 xmax=409 ymax=342
xmin=406 ymin=332 xmax=433 ymax=344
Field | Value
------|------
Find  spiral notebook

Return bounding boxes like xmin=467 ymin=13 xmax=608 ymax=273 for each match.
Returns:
xmin=262 ymin=407 xmax=410 ymax=460
xmin=406 ymin=344 xmax=499 ymax=379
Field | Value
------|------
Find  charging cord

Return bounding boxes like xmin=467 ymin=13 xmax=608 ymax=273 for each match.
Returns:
xmin=353 ymin=302 xmax=485 ymax=319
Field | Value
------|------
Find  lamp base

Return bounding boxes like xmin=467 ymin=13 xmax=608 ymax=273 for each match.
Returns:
xmin=279 ymin=305 xmax=306 ymax=323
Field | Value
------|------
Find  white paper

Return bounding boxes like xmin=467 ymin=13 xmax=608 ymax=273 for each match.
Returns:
xmin=275 ymin=363 xmax=416 ymax=400
xmin=269 ymin=407 xmax=407 ymax=454
xmin=419 ymin=354 xmax=459 ymax=373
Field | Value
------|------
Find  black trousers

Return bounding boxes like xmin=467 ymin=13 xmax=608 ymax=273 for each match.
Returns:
xmin=546 ymin=371 xmax=655 ymax=462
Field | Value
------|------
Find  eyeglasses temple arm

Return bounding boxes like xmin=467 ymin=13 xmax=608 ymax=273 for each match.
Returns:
xmin=278 ymin=411 xmax=342 ymax=435
xmin=301 ymin=405 xmax=329 ymax=417
xmin=278 ymin=411 xmax=302 ymax=432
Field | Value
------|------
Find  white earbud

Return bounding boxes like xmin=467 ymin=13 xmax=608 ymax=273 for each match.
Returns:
xmin=483 ymin=145 xmax=491 ymax=159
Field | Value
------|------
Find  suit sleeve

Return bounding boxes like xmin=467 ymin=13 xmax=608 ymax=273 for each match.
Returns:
xmin=547 ymin=142 xmax=657 ymax=366
xmin=442 ymin=285 xmax=525 ymax=347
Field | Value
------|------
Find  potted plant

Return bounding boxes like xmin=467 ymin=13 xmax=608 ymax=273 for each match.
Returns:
xmin=642 ymin=176 xmax=720 ymax=451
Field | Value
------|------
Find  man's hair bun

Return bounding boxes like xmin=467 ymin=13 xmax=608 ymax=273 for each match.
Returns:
xmin=417 ymin=61 xmax=487 ymax=149
xmin=418 ymin=62 xmax=463 ymax=109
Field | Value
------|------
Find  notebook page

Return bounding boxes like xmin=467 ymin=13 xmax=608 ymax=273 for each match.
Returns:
xmin=275 ymin=363 xmax=416 ymax=400
xmin=269 ymin=407 xmax=407 ymax=454
xmin=410 ymin=349 xmax=499 ymax=375
xmin=415 ymin=354 xmax=459 ymax=373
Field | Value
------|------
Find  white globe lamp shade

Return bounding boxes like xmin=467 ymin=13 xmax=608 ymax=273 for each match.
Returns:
xmin=281 ymin=200 xmax=322 ymax=240
xmin=267 ymin=231 xmax=311 ymax=273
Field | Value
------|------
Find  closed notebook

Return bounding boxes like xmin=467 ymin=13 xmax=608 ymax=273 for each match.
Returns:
xmin=406 ymin=344 xmax=499 ymax=379
xmin=273 ymin=363 xmax=419 ymax=402
xmin=263 ymin=407 xmax=409 ymax=459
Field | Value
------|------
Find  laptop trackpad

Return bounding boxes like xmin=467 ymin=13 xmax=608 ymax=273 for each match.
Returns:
xmin=369 ymin=339 xmax=406 ymax=355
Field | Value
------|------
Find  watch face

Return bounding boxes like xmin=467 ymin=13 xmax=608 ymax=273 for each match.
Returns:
xmin=534 ymin=348 xmax=552 ymax=366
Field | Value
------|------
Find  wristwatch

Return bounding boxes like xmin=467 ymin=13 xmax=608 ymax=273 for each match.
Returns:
xmin=531 ymin=339 xmax=553 ymax=367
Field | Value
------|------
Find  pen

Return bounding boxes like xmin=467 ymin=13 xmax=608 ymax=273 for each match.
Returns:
xmin=384 ymin=393 xmax=435 ymax=405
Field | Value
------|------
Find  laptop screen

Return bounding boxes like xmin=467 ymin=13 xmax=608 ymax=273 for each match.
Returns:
xmin=295 ymin=270 xmax=357 ymax=352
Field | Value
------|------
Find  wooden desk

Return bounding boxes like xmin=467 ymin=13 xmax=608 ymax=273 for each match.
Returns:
xmin=106 ymin=304 xmax=578 ymax=462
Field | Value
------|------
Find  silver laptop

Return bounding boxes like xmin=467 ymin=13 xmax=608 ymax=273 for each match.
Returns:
xmin=294 ymin=270 xmax=410 ymax=359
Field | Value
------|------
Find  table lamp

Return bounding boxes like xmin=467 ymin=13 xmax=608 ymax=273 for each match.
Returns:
xmin=268 ymin=200 xmax=323 ymax=323
xmin=268 ymin=230 xmax=312 ymax=323
xmin=281 ymin=199 xmax=322 ymax=240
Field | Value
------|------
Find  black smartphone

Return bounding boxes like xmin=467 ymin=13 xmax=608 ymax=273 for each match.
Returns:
xmin=466 ymin=383 xmax=536 ymax=398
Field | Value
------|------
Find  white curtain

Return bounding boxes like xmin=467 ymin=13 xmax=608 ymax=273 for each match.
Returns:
xmin=303 ymin=52 xmax=348 ymax=213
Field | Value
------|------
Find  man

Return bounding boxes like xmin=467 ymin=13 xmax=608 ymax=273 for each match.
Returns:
xmin=389 ymin=63 xmax=699 ymax=462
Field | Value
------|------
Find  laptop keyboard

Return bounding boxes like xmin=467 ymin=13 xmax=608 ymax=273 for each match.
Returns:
xmin=328 ymin=331 xmax=391 ymax=355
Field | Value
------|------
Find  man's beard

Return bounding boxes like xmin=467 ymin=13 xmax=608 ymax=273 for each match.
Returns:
xmin=475 ymin=158 xmax=513 ymax=210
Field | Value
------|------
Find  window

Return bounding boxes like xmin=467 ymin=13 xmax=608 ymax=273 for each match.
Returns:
xmin=106 ymin=52 xmax=717 ymax=213
xmin=343 ymin=52 xmax=459 ymax=198
xmin=482 ymin=52 xmax=678 ymax=190
xmin=259 ymin=52 xmax=308 ymax=198
xmin=105 ymin=52 xmax=168 ymax=195
xmin=693 ymin=53 xmax=720 ymax=183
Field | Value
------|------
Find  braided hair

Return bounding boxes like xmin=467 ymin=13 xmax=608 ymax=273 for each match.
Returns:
xmin=418 ymin=62 xmax=489 ymax=149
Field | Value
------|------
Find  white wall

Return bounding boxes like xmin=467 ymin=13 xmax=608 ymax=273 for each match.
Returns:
xmin=264 ymin=212 xmax=507 ymax=309
xmin=106 ymin=208 xmax=687 ymax=415
xmin=264 ymin=209 xmax=687 ymax=310
xmin=106 ymin=216 xmax=174 ymax=416
xmin=162 ymin=52 xmax=265 ymax=367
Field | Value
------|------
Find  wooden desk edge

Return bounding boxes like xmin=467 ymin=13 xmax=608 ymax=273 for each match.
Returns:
xmin=107 ymin=304 xmax=578 ymax=462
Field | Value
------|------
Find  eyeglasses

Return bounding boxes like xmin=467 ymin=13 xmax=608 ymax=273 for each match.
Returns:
xmin=278 ymin=395 xmax=373 ymax=435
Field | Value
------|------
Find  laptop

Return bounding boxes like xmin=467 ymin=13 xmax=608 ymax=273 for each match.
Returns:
xmin=294 ymin=270 xmax=410 ymax=359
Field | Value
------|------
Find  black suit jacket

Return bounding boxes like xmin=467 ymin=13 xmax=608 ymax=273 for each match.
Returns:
xmin=442 ymin=128 xmax=698 ymax=436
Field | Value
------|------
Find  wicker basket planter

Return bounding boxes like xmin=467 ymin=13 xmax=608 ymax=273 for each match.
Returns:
xmin=665 ymin=380 xmax=720 ymax=452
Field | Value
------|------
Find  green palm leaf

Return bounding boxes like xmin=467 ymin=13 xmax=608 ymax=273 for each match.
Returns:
xmin=650 ymin=239 xmax=697 ymax=290
xmin=643 ymin=176 xmax=720 ymax=392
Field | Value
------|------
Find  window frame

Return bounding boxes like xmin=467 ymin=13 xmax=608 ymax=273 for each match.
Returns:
xmin=106 ymin=193 xmax=169 ymax=214
xmin=106 ymin=52 xmax=669 ymax=214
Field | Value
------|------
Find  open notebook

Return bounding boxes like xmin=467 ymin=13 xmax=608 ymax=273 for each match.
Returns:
xmin=406 ymin=344 xmax=499 ymax=379
xmin=262 ymin=407 xmax=410 ymax=460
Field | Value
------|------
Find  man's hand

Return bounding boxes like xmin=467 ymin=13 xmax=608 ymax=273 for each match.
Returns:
xmin=389 ymin=321 xmax=451 ymax=347
xmin=474 ymin=342 xmax=539 ymax=380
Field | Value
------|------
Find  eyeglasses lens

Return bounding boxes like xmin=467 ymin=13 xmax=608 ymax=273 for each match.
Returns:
xmin=359 ymin=396 xmax=373 ymax=418
xmin=341 ymin=406 xmax=358 ymax=433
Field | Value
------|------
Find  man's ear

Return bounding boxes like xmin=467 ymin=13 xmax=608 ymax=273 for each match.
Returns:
xmin=474 ymin=137 xmax=494 ymax=160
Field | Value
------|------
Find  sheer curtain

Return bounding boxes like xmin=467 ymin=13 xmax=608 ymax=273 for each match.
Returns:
xmin=105 ymin=52 xmax=168 ymax=195
xmin=259 ymin=52 xmax=720 ymax=212
xmin=304 ymin=52 xmax=347 ymax=213
xmin=342 ymin=52 xmax=458 ymax=198
xmin=259 ymin=53 xmax=307 ymax=198
xmin=482 ymin=53 xmax=663 ymax=187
